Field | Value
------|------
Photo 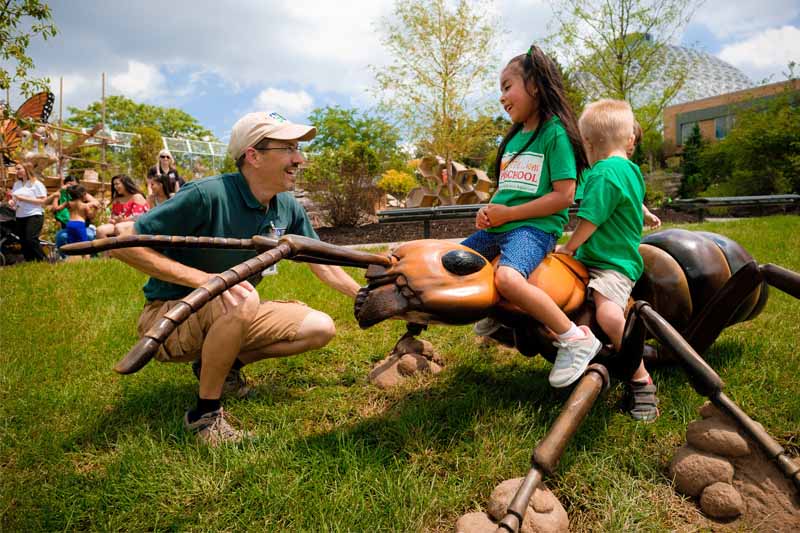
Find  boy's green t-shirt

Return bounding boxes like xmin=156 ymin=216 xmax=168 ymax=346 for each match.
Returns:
xmin=575 ymin=156 xmax=645 ymax=281
xmin=489 ymin=116 xmax=577 ymax=237
xmin=54 ymin=189 xmax=70 ymax=225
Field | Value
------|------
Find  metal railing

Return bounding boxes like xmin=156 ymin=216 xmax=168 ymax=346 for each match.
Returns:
xmin=378 ymin=204 xmax=580 ymax=238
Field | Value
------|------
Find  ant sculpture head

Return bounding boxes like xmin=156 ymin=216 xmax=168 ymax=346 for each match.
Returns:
xmin=355 ymin=240 xmax=499 ymax=328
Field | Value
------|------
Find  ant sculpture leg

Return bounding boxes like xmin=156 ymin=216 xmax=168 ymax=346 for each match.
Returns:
xmin=495 ymin=298 xmax=800 ymax=533
xmin=494 ymin=364 xmax=610 ymax=533
xmin=61 ymin=234 xmax=393 ymax=374
xmin=628 ymin=302 xmax=800 ymax=490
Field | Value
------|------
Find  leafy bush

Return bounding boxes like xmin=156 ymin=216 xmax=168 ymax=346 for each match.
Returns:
xmin=377 ymin=169 xmax=417 ymax=201
xmin=695 ymin=85 xmax=800 ymax=196
xmin=303 ymin=141 xmax=382 ymax=227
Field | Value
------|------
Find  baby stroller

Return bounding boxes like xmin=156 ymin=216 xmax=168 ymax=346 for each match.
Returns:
xmin=0 ymin=203 xmax=22 ymax=266
xmin=0 ymin=203 xmax=58 ymax=265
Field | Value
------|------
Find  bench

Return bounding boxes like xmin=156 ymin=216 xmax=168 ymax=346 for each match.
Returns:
xmin=666 ymin=194 xmax=800 ymax=221
xmin=378 ymin=204 xmax=580 ymax=238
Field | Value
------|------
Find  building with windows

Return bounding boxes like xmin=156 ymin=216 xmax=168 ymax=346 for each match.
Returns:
xmin=663 ymin=78 xmax=800 ymax=154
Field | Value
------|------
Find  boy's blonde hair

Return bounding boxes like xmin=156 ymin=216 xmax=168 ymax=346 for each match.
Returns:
xmin=578 ymin=99 xmax=635 ymax=152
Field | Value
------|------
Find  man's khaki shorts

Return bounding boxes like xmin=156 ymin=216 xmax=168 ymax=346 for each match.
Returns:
xmin=587 ymin=268 xmax=635 ymax=311
xmin=137 ymin=297 xmax=314 ymax=363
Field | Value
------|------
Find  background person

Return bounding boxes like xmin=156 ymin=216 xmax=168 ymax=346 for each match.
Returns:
xmin=630 ymin=121 xmax=661 ymax=229
xmin=147 ymin=173 xmax=174 ymax=209
xmin=9 ymin=161 xmax=48 ymax=262
xmin=51 ymin=175 xmax=102 ymax=254
xmin=109 ymin=111 xmax=361 ymax=446
xmin=49 ymin=174 xmax=78 ymax=230
xmin=96 ymin=174 xmax=148 ymax=239
xmin=147 ymin=149 xmax=184 ymax=195
xmin=54 ymin=184 xmax=102 ymax=246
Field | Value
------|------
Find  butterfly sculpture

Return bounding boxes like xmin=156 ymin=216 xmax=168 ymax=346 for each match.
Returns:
xmin=0 ymin=91 xmax=55 ymax=163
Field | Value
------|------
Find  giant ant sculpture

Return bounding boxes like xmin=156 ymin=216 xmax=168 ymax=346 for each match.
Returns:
xmin=63 ymin=229 xmax=800 ymax=532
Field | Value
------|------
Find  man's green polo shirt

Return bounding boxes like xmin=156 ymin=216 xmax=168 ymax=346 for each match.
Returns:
xmin=134 ymin=172 xmax=318 ymax=301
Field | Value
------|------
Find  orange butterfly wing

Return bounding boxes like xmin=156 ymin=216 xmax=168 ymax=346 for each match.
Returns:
xmin=15 ymin=91 xmax=55 ymax=123
xmin=0 ymin=119 xmax=22 ymax=160
xmin=0 ymin=92 xmax=54 ymax=161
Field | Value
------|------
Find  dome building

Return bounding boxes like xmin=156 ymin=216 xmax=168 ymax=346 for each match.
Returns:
xmin=574 ymin=42 xmax=754 ymax=108
xmin=645 ymin=45 xmax=753 ymax=106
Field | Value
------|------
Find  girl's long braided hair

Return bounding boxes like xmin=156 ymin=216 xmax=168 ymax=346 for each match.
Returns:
xmin=493 ymin=46 xmax=588 ymax=182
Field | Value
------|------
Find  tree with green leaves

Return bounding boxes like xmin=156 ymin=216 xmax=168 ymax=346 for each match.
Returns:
xmin=130 ymin=126 xmax=164 ymax=183
xmin=66 ymin=95 xmax=214 ymax=139
xmin=460 ymin=114 xmax=510 ymax=177
xmin=306 ymin=106 xmax=406 ymax=171
xmin=547 ymin=0 xmax=700 ymax=134
xmin=303 ymin=141 xmax=382 ymax=227
xmin=373 ymin=0 xmax=501 ymax=193
xmin=0 ymin=0 xmax=57 ymax=98
xmin=678 ymin=123 xmax=705 ymax=197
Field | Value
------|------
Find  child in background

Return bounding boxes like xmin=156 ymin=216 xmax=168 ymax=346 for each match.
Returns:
xmin=463 ymin=45 xmax=602 ymax=389
xmin=555 ymin=99 xmax=659 ymax=421
xmin=56 ymin=184 xmax=101 ymax=245
xmin=147 ymin=173 xmax=175 ymax=209
xmin=631 ymin=121 xmax=661 ymax=229
xmin=49 ymin=175 xmax=78 ymax=230
xmin=96 ymin=174 xmax=148 ymax=239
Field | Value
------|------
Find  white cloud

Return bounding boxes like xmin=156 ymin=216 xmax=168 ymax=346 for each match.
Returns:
xmin=108 ymin=60 xmax=167 ymax=101
xmin=718 ymin=26 xmax=800 ymax=79
xmin=253 ymin=88 xmax=314 ymax=117
xmin=693 ymin=0 xmax=800 ymax=40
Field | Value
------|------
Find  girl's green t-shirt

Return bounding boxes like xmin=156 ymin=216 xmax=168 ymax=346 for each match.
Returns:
xmin=488 ymin=116 xmax=577 ymax=236
xmin=575 ymin=156 xmax=645 ymax=281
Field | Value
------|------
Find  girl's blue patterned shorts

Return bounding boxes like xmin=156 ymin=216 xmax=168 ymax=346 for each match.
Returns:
xmin=460 ymin=226 xmax=557 ymax=278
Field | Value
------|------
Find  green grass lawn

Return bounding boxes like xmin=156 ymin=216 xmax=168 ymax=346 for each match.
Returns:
xmin=2 ymin=216 xmax=799 ymax=532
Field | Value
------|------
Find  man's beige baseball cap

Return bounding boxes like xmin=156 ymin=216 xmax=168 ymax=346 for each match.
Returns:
xmin=228 ymin=111 xmax=316 ymax=159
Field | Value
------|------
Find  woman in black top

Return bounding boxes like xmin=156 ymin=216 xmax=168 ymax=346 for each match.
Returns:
xmin=147 ymin=149 xmax=184 ymax=194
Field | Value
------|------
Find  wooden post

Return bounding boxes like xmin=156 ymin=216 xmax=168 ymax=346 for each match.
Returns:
xmin=101 ymin=72 xmax=106 ymax=184
xmin=0 ymin=154 xmax=6 ymax=197
xmin=57 ymin=77 xmax=63 ymax=178
xmin=1 ymin=87 xmax=10 ymax=195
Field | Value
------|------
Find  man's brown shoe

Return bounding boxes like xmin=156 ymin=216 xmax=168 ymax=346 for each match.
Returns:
xmin=183 ymin=408 xmax=250 ymax=446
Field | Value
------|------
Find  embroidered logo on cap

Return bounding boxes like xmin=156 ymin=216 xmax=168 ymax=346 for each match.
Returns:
xmin=268 ymin=112 xmax=287 ymax=123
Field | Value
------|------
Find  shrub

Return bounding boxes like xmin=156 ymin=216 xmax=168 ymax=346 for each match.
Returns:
xmin=303 ymin=141 xmax=382 ymax=227
xmin=695 ymin=85 xmax=800 ymax=196
xmin=678 ymin=123 xmax=706 ymax=197
xmin=131 ymin=126 xmax=163 ymax=186
xmin=377 ymin=169 xmax=417 ymax=201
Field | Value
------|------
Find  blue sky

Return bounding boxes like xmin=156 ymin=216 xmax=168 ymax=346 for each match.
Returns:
xmin=11 ymin=0 xmax=800 ymax=141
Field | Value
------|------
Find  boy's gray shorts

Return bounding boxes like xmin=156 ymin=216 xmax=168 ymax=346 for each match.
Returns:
xmin=587 ymin=268 xmax=635 ymax=310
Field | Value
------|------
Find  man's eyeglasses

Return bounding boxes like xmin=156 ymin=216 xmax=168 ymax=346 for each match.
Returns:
xmin=253 ymin=145 xmax=302 ymax=155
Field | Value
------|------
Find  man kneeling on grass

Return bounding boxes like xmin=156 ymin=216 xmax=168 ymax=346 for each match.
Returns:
xmin=111 ymin=112 xmax=360 ymax=445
